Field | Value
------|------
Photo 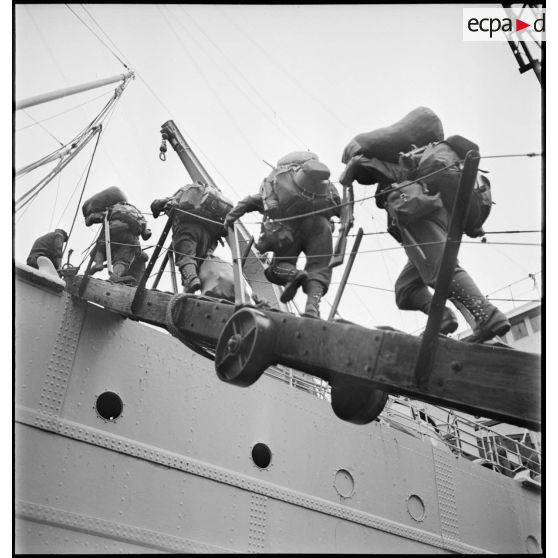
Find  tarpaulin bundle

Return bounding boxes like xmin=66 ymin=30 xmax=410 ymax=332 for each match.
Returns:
xmin=82 ymin=186 xmax=128 ymax=218
xmin=198 ymin=254 xmax=250 ymax=302
xmin=341 ymin=107 xmax=444 ymax=164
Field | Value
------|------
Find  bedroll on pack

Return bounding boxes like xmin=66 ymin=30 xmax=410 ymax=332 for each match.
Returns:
xmin=109 ymin=202 xmax=147 ymax=237
xmin=261 ymin=160 xmax=340 ymax=219
xmin=341 ymin=107 xmax=444 ymax=164
xmin=82 ymin=186 xmax=127 ymax=218
xmin=276 ymin=151 xmax=318 ymax=168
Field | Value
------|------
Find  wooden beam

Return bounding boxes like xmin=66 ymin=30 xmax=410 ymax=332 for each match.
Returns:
xmin=67 ymin=275 xmax=541 ymax=430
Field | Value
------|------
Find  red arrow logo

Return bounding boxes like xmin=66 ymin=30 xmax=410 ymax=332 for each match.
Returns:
xmin=516 ymin=19 xmax=530 ymax=32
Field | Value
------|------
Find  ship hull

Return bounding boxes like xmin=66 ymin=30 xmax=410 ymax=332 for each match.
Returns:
xmin=15 ymin=268 xmax=541 ymax=553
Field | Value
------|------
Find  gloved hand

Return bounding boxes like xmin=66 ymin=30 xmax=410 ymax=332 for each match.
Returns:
xmin=150 ymin=200 xmax=163 ymax=219
xmin=267 ymin=205 xmax=281 ymax=220
xmin=164 ymin=200 xmax=178 ymax=213
xmin=222 ymin=213 xmax=236 ymax=236
xmin=339 ymin=155 xmax=362 ymax=186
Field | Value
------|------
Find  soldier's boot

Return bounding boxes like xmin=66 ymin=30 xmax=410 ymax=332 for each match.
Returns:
xmin=421 ymin=302 xmax=459 ymax=336
xmin=449 ymin=270 xmax=510 ymax=343
xmin=280 ymin=270 xmax=308 ymax=303
xmin=109 ymin=262 xmax=136 ymax=284
xmin=180 ymin=264 xmax=201 ymax=294
xmin=302 ymin=280 xmax=324 ymax=319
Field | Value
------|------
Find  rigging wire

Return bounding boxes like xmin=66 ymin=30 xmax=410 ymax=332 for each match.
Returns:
xmin=64 ymin=127 xmax=103 ymax=250
xmin=485 ymin=271 xmax=542 ymax=298
xmin=158 ymin=5 xmax=263 ymax=163
xmin=65 ymin=4 xmax=129 ymax=69
xmin=178 ymin=5 xmax=309 ymax=151
xmin=17 ymin=73 xmax=131 ymax=211
xmin=20 ymin=110 xmax=64 ymax=146
xmin=73 ymin=5 xmax=246 ymax=201
xmin=216 ymin=5 xmax=354 ymax=132
xmin=48 ymin=172 xmax=63 ymax=230
xmin=79 ymin=4 xmax=132 ymax=68
xmin=24 ymin=5 xmax=71 ymax=86
xmin=55 ymin=135 xmax=99 ymax=227
xmin=16 ymin=90 xmax=113 ymax=133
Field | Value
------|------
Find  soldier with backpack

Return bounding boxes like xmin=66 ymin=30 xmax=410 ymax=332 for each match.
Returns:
xmin=341 ymin=109 xmax=510 ymax=343
xmin=150 ymin=180 xmax=232 ymax=293
xmin=223 ymin=152 xmax=341 ymax=318
xmin=82 ymin=186 xmax=152 ymax=284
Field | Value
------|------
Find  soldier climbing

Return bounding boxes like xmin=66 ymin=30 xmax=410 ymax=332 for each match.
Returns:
xmin=340 ymin=107 xmax=511 ymax=342
xmin=224 ymin=151 xmax=341 ymax=318
xmin=82 ymin=186 xmax=152 ymax=285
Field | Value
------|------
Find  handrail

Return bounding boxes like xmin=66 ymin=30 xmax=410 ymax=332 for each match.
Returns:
xmin=266 ymin=363 xmax=541 ymax=479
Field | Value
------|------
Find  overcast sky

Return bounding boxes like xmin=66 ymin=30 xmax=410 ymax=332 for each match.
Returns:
xmin=14 ymin=3 xmax=543 ymax=335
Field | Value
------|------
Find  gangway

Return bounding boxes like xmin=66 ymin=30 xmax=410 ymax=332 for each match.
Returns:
xmin=69 ymin=120 xmax=540 ymax=433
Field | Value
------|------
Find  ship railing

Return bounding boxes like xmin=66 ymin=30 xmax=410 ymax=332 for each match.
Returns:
xmin=382 ymin=397 xmax=541 ymax=480
xmin=257 ymin=365 xmax=541 ymax=482
xmin=262 ymin=365 xmax=331 ymax=400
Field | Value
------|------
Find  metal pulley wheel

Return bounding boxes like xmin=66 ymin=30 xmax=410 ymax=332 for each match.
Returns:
xmin=215 ymin=308 xmax=275 ymax=387
xmin=331 ymin=383 xmax=389 ymax=425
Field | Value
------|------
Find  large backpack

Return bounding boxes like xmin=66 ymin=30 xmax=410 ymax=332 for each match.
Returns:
xmin=177 ymin=181 xmax=232 ymax=220
xmin=109 ymin=202 xmax=147 ymax=236
xmin=176 ymin=181 xmax=233 ymax=234
xmin=260 ymin=163 xmax=340 ymax=220
xmin=406 ymin=139 xmax=493 ymax=237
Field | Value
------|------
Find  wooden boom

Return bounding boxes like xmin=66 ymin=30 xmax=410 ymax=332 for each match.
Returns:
xmin=67 ymin=275 xmax=541 ymax=431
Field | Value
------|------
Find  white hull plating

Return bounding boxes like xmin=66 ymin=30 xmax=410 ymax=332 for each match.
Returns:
xmin=14 ymin=269 xmax=541 ymax=553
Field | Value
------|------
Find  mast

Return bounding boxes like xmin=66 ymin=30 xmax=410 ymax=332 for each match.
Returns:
xmin=16 ymin=71 xmax=135 ymax=111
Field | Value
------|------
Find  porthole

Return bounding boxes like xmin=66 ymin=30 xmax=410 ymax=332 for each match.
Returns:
xmin=407 ymin=494 xmax=426 ymax=522
xmin=334 ymin=469 xmax=355 ymax=498
xmin=251 ymin=443 xmax=272 ymax=468
xmin=95 ymin=391 xmax=123 ymax=421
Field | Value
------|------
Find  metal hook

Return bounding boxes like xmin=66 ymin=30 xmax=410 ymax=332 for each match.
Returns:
xmin=159 ymin=138 xmax=167 ymax=162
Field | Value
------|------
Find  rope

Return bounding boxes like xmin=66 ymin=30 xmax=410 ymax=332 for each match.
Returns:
xmin=479 ymin=152 xmax=542 ymax=160
xmin=217 ymin=5 xmax=353 ymax=132
xmin=16 ymin=90 xmax=113 ymax=132
xmin=65 ymin=4 xmax=130 ymax=69
xmin=20 ymin=110 xmax=64 ymax=146
xmin=158 ymin=5 xmax=263 ymax=163
xmin=178 ymin=5 xmax=309 ymax=151
xmin=79 ymin=4 xmax=132 ymax=68
xmin=64 ymin=127 xmax=102 ymax=251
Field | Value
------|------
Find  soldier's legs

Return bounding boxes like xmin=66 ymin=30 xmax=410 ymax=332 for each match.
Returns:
xmin=127 ymin=251 xmax=149 ymax=285
xmin=402 ymin=210 xmax=509 ymax=341
xmin=300 ymin=216 xmax=333 ymax=295
xmin=110 ymin=233 xmax=140 ymax=282
xmin=395 ymin=259 xmax=458 ymax=335
xmin=298 ymin=216 xmax=333 ymax=318
xmin=173 ymin=224 xmax=218 ymax=293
